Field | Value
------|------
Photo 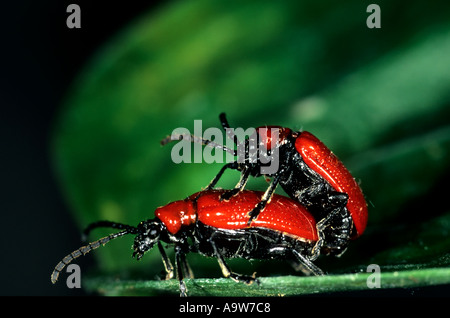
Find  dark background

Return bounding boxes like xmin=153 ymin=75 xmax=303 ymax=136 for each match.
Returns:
xmin=1 ymin=0 xmax=164 ymax=296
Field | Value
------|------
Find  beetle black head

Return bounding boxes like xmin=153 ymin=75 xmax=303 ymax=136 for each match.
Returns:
xmin=132 ymin=220 xmax=164 ymax=260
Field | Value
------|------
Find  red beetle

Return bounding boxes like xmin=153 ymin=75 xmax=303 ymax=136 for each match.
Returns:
xmin=293 ymin=130 xmax=368 ymax=237
xmin=162 ymin=113 xmax=368 ymax=256
xmin=51 ymin=189 xmax=334 ymax=296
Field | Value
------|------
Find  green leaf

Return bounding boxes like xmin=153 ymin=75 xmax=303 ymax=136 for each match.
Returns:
xmin=52 ymin=0 xmax=450 ymax=295
xmin=84 ymin=268 xmax=450 ymax=296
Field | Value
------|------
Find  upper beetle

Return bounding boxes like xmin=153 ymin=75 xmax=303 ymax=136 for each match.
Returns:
xmin=162 ymin=113 xmax=368 ymax=256
xmin=51 ymin=189 xmax=341 ymax=296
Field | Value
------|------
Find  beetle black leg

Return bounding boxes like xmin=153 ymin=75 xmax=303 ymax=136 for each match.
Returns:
xmin=291 ymin=249 xmax=324 ymax=276
xmin=174 ymin=245 xmax=188 ymax=297
xmin=179 ymin=251 xmax=194 ymax=279
xmin=157 ymin=241 xmax=174 ymax=280
xmin=217 ymin=113 xmax=254 ymax=201
xmin=312 ymin=212 xmax=333 ymax=257
xmin=219 ymin=113 xmax=237 ymax=145
xmin=209 ymin=235 xmax=259 ymax=285
xmin=247 ymin=174 xmax=282 ymax=225
xmin=191 ymin=162 xmax=241 ymax=202
xmin=205 ymin=162 xmax=239 ymax=191
xmin=312 ymin=192 xmax=351 ymax=256
xmin=220 ymin=166 xmax=251 ymax=201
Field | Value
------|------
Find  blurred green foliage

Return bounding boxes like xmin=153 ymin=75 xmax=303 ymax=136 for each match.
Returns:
xmin=52 ymin=0 xmax=450 ymax=295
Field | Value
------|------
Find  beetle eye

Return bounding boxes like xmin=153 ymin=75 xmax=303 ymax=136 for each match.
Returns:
xmin=142 ymin=222 xmax=161 ymax=240
xmin=149 ymin=228 xmax=158 ymax=237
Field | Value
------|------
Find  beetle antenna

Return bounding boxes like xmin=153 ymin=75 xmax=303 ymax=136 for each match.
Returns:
xmin=82 ymin=221 xmax=138 ymax=242
xmin=51 ymin=230 xmax=129 ymax=284
xmin=160 ymin=133 xmax=237 ymax=156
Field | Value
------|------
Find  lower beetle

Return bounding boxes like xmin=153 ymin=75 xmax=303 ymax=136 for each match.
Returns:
xmin=51 ymin=189 xmax=342 ymax=296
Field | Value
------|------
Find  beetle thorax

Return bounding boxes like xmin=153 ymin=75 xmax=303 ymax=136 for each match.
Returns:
xmin=155 ymin=200 xmax=196 ymax=235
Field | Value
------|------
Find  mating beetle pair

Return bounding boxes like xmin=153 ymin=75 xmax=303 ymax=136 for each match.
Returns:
xmin=51 ymin=114 xmax=368 ymax=296
xmin=163 ymin=113 xmax=367 ymax=255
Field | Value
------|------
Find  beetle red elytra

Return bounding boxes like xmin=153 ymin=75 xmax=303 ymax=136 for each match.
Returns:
xmin=51 ymin=189 xmax=341 ymax=296
xmin=294 ymin=130 xmax=368 ymax=237
xmin=162 ymin=113 xmax=368 ymax=256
